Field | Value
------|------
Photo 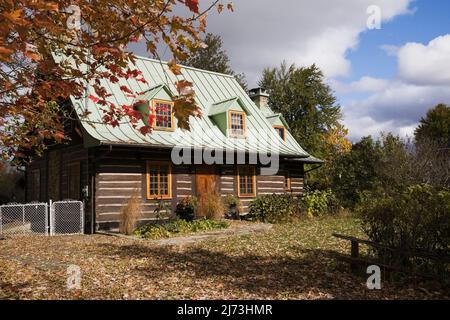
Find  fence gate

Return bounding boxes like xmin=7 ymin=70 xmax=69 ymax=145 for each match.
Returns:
xmin=50 ymin=201 xmax=84 ymax=235
xmin=0 ymin=200 xmax=84 ymax=237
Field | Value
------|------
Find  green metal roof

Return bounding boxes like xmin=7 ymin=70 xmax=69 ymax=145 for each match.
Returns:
xmin=68 ymin=55 xmax=321 ymax=161
xmin=136 ymin=84 xmax=174 ymax=102
xmin=266 ymin=113 xmax=290 ymax=130
xmin=208 ymin=97 xmax=251 ymax=117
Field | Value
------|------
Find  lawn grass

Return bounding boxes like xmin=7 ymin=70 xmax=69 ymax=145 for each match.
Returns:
xmin=0 ymin=215 xmax=447 ymax=300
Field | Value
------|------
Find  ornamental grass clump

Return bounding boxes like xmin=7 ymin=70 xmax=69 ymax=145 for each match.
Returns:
xmin=119 ymin=192 xmax=142 ymax=235
xmin=201 ymin=192 xmax=225 ymax=220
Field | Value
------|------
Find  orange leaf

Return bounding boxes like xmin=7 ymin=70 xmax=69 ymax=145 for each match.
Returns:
xmin=0 ymin=46 xmax=14 ymax=56
xmin=25 ymin=51 xmax=41 ymax=61
xmin=2 ymin=9 xmax=23 ymax=23
xmin=168 ymin=60 xmax=182 ymax=76
xmin=176 ymin=80 xmax=193 ymax=94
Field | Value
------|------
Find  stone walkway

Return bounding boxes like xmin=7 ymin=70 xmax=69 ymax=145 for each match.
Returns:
xmin=98 ymin=222 xmax=273 ymax=246
xmin=154 ymin=222 xmax=272 ymax=246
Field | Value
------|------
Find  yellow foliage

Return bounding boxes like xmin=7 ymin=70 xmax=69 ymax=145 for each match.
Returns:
xmin=323 ymin=123 xmax=352 ymax=157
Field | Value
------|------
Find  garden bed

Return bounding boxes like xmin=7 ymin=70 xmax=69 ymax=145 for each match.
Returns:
xmin=134 ymin=218 xmax=230 ymax=240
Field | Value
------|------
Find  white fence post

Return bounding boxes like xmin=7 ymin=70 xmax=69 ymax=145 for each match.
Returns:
xmin=80 ymin=202 xmax=85 ymax=234
xmin=45 ymin=203 xmax=49 ymax=236
xmin=49 ymin=199 xmax=54 ymax=236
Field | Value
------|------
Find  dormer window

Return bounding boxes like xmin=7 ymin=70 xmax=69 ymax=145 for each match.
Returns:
xmin=229 ymin=111 xmax=246 ymax=137
xmin=274 ymin=125 xmax=286 ymax=141
xmin=152 ymin=99 xmax=174 ymax=131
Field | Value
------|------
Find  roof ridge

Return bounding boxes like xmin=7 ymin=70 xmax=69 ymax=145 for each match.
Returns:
xmin=134 ymin=55 xmax=237 ymax=79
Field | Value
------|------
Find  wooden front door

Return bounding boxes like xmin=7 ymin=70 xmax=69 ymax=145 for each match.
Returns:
xmin=195 ymin=166 xmax=218 ymax=217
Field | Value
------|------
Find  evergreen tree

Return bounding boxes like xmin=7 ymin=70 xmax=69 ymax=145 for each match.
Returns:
xmin=259 ymin=62 xmax=347 ymax=158
xmin=185 ymin=33 xmax=248 ymax=90
xmin=415 ymin=104 xmax=450 ymax=147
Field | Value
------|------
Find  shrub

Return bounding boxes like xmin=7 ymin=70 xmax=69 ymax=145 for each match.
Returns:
xmin=119 ymin=192 xmax=142 ymax=235
xmin=175 ymin=196 xmax=198 ymax=222
xmin=358 ymin=184 xmax=450 ymax=272
xmin=248 ymin=194 xmax=301 ymax=223
xmin=0 ymin=162 xmax=24 ymax=204
xmin=222 ymin=195 xmax=243 ymax=220
xmin=200 ymin=192 xmax=225 ymax=220
xmin=153 ymin=198 xmax=173 ymax=221
xmin=134 ymin=218 xmax=230 ymax=240
xmin=303 ymin=189 xmax=339 ymax=217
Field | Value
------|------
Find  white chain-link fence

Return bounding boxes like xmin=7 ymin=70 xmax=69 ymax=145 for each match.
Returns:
xmin=0 ymin=202 xmax=48 ymax=236
xmin=0 ymin=200 xmax=84 ymax=237
xmin=50 ymin=201 xmax=84 ymax=235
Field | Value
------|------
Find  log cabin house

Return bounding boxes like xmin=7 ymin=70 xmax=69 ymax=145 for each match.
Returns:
xmin=25 ymin=56 xmax=322 ymax=232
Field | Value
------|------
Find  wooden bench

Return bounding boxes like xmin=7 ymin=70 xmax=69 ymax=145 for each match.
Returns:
xmin=332 ymin=233 xmax=450 ymax=276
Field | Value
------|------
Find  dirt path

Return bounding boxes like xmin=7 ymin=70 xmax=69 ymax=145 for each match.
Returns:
xmin=154 ymin=223 xmax=272 ymax=246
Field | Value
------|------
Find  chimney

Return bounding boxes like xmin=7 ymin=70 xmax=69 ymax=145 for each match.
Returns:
xmin=249 ymin=87 xmax=269 ymax=109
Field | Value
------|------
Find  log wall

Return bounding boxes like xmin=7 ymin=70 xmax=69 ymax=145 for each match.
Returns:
xmin=94 ymin=149 xmax=195 ymax=229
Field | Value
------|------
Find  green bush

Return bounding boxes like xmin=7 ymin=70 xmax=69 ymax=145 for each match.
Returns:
xmin=134 ymin=218 xmax=230 ymax=240
xmin=358 ymin=184 xmax=450 ymax=272
xmin=248 ymin=194 xmax=301 ymax=223
xmin=303 ymin=189 xmax=339 ymax=217
xmin=175 ymin=196 xmax=198 ymax=222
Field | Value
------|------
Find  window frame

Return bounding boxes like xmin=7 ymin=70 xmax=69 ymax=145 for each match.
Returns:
xmin=273 ymin=125 xmax=286 ymax=141
xmin=151 ymin=99 xmax=175 ymax=131
xmin=228 ymin=110 xmax=247 ymax=138
xmin=146 ymin=161 xmax=173 ymax=200
xmin=236 ymin=166 xmax=257 ymax=198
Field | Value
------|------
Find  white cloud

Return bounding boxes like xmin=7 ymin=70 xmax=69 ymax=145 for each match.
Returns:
xmin=344 ymin=115 xmax=418 ymax=141
xmin=397 ymin=34 xmax=450 ymax=85
xmin=380 ymin=44 xmax=400 ymax=56
xmin=331 ymin=76 xmax=390 ymax=94
xmin=205 ymin=0 xmax=413 ymax=85
xmin=342 ymin=81 xmax=450 ymax=140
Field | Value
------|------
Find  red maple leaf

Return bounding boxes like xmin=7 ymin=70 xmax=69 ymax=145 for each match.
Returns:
xmin=184 ymin=0 xmax=199 ymax=13
xmin=119 ymin=85 xmax=132 ymax=94
xmin=88 ymin=95 xmax=100 ymax=103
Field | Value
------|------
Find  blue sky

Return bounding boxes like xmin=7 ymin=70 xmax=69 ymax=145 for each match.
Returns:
xmin=347 ymin=0 xmax=450 ymax=81
xmin=341 ymin=0 xmax=450 ymax=92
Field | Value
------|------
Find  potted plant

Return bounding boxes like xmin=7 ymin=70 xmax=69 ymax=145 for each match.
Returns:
xmin=223 ymin=195 xmax=242 ymax=220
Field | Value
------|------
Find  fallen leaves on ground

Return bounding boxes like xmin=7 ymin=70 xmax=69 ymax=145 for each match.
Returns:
xmin=0 ymin=216 xmax=448 ymax=300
